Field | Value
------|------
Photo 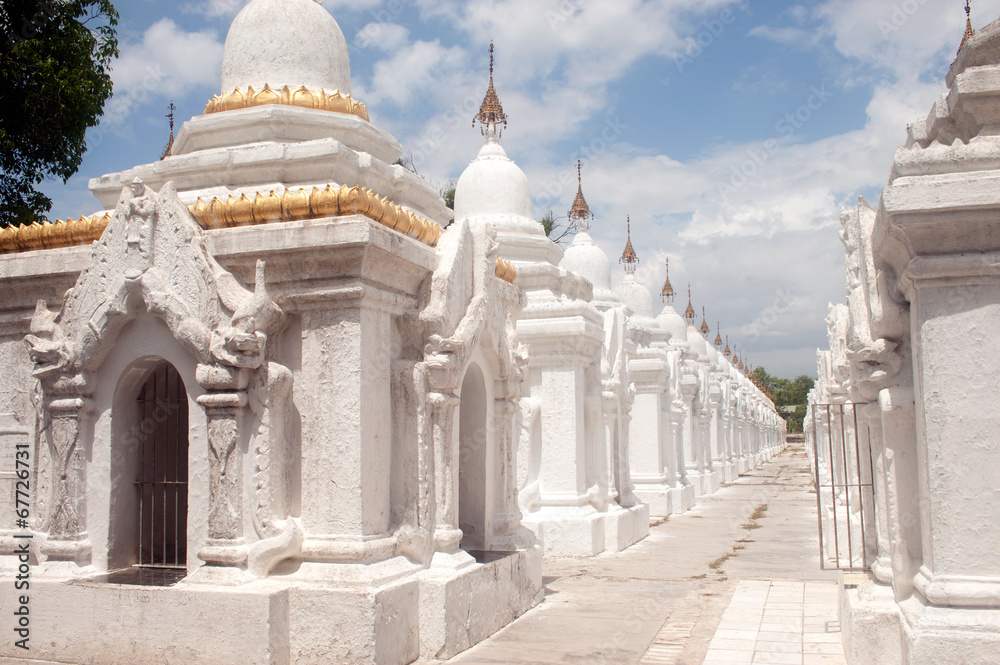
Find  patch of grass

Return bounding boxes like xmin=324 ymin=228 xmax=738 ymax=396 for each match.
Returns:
xmin=689 ymin=515 xmax=704 ymax=519
xmin=708 ymin=552 xmax=735 ymax=570
xmin=741 ymin=503 xmax=769 ymax=530
xmin=650 ymin=516 xmax=669 ymax=527
xmin=703 ymin=503 xmax=770 ymax=575
xmin=690 ymin=573 xmax=707 ymax=579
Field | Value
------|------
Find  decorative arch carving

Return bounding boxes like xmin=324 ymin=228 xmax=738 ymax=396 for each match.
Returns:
xmin=24 ymin=180 xmax=290 ymax=571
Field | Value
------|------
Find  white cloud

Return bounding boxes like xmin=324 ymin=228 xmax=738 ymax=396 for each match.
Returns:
xmin=817 ymin=0 xmax=1000 ymax=78
xmin=367 ymin=40 xmax=469 ymax=107
xmin=354 ymin=22 xmax=410 ymax=52
xmin=181 ymin=0 xmax=381 ymax=19
xmin=747 ymin=25 xmax=816 ymax=46
xmin=106 ymin=19 xmax=223 ymax=124
xmin=180 ymin=0 xmax=250 ymax=19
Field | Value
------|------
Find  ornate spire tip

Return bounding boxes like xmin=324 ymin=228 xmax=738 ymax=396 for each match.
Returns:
xmin=474 ymin=41 xmax=508 ymax=140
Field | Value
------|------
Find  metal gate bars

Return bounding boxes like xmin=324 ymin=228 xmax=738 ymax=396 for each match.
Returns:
xmin=134 ymin=363 xmax=189 ymax=568
xmin=810 ymin=403 xmax=875 ymax=572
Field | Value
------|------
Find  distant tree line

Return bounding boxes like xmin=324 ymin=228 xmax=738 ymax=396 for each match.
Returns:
xmin=752 ymin=367 xmax=814 ymax=434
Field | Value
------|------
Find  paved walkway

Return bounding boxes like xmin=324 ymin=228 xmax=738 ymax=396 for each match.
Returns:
xmin=419 ymin=445 xmax=845 ymax=665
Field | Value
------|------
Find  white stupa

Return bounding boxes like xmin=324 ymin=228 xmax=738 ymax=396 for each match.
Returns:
xmin=220 ymin=0 xmax=352 ymax=94
xmin=454 ymin=44 xmax=560 ymax=265
xmin=613 ymin=217 xmax=656 ymax=320
xmin=559 ymin=164 xmax=618 ymax=303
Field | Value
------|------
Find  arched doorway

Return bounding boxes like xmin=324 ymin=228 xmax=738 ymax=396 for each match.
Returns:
xmin=458 ymin=362 xmax=489 ymax=551
xmin=135 ymin=362 xmax=189 ymax=569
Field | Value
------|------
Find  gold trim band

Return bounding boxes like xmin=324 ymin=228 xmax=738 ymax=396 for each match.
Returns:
xmin=204 ymin=85 xmax=369 ymax=122
xmin=0 ymin=214 xmax=111 ymax=253
xmin=189 ymin=185 xmax=441 ymax=246
xmin=0 ymin=185 xmax=442 ymax=254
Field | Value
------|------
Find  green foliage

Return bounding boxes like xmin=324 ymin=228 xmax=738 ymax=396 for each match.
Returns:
xmin=0 ymin=0 xmax=119 ymax=227
xmin=752 ymin=367 xmax=814 ymax=433
xmin=540 ymin=212 xmax=554 ymax=237
xmin=539 ymin=208 xmax=574 ymax=245
xmin=440 ymin=180 xmax=455 ymax=211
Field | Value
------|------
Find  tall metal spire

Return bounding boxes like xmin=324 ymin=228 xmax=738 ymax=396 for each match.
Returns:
xmin=568 ymin=160 xmax=594 ymax=232
xmin=474 ymin=41 xmax=509 ymax=140
xmin=714 ymin=323 xmax=723 ymax=348
xmin=724 ymin=335 xmax=731 ymax=358
xmin=700 ymin=306 xmax=710 ymax=334
xmin=661 ymin=258 xmax=675 ymax=303
xmin=620 ymin=216 xmax=638 ymax=274
xmin=684 ymin=283 xmax=696 ymax=325
xmin=960 ymin=0 xmax=974 ymax=53
xmin=160 ymin=101 xmax=176 ymax=161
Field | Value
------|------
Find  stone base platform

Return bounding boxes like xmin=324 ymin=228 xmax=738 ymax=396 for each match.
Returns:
xmin=634 ymin=483 xmax=674 ymax=518
xmin=0 ymin=549 xmax=541 ymax=665
xmin=419 ymin=547 xmax=542 ymax=660
xmin=899 ymin=594 xmax=1000 ymax=665
xmin=523 ymin=503 xmax=649 ymax=557
xmin=672 ymin=483 xmax=696 ymax=514
xmin=840 ymin=579 xmax=905 ymax=665
xmin=701 ymin=470 xmax=720 ymax=495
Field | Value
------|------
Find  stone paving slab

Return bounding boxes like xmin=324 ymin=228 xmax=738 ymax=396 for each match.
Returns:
xmin=702 ymin=580 xmax=846 ymax=665
xmin=420 ymin=446 xmax=842 ymax=665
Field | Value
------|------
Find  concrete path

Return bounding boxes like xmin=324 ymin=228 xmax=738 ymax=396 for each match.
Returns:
xmin=419 ymin=445 xmax=845 ymax=665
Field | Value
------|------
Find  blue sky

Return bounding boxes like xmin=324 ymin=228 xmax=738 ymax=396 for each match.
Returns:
xmin=40 ymin=0 xmax=1000 ymax=378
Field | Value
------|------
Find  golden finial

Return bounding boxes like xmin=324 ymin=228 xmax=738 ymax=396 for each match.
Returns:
xmin=700 ymin=306 xmax=710 ymax=334
xmin=684 ymin=283 xmax=696 ymax=325
xmin=714 ymin=323 xmax=723 ymax=348
xmin=160 ymin=101 xmax=176 ymax=160
xmin=474 ymin=41 xmax=509 ymax=140
xmin=724 ymin=335 xmax=731 ymax=358
xmin=960 ymin=0 xmax=974 ymax=53
xmin=620 ymin=216 xmax=638 ymax=273
xmin=661 ymin=258 xmax=675 ymax=303
xmin=568 ymin=160 xmax=593 ymax=232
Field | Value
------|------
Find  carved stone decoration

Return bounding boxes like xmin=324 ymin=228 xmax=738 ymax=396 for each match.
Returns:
xmin=244 ymin=361 xmax=301 ymax=577
xmin=839 ymin=199 xmax=909 ymax=403
xmin=23 ymin=180 xmax=286 ymax=573
xmin=37 ymin=392 xmax=93 ymax=563
xmin=416 ymin=218 xmax=530 ymax=554
xmin=45 ymin=399 xmax=88 ymax=539
xmin=201 ymin=394 xmax=244 ymax=541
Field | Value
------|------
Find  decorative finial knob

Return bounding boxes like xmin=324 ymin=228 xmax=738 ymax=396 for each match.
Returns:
xmin=568 ymin=159 xmax=593 ymax=232
xmin=474 ymin=41 xmax=508 ymax=140
xmin=620 ymin=215 xmax=639 ymax=274
xmin=960 ymin=0 xmax=974 ymax=53
xmin=661 ymin=258 xmax=675 ymax=303
xmin=684 ymin=283 xmax=696 ymax=324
